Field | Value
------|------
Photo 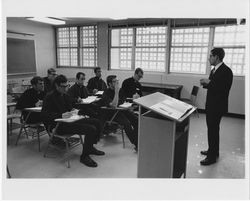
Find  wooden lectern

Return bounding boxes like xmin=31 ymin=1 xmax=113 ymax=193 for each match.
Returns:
xmin=134 ymin=92 xmax=196 ymax=178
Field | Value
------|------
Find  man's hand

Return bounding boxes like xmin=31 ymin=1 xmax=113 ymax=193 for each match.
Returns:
xmin=200 ymin=78 xmax=210 ymax=87
xmin=77 ymin=97 xmax=82 ymax=103
xmin=93 ymin=89 xmax=98 ymax=94
xmin=35 ymin=100 xmax=43 ymax=107
xmin=132 ymin=93 xmax=140 ymax=100
xmin=62 ymin=112 xmax=73 ymax=119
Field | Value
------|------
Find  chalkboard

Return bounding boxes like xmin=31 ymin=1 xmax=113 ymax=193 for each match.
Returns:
xmin=7 ymin=38 xmax=37 ymax=75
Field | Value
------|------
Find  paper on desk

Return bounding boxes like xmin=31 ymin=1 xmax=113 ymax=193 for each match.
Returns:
xmin=119 ymin=102 xmax=132 ymax=108
xmin=95 ymin=91 xmax=104 ymax=95
xmin=55 ymin=115 xmax=85 ymax=122
xmin=25 ymin=107 xmax=42 ymax=111
xmin=81 ymin=96 xmax=97 ymax=104
xmin=150 ymin=97 xmax=193 ymax=120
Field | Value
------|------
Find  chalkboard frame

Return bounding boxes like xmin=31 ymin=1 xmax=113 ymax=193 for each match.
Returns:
xmin=7 ymin=38 xmax=37 ymax=75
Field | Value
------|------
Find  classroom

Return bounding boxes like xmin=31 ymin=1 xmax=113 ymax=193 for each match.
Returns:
xmin=3 ymin=1 xmax=249 ymax=199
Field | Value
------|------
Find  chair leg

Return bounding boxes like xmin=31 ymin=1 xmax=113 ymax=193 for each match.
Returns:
xmin=15 ymin=125 xmax=24 ymax=146
xmin=44 ymin=138 xmax=52 ymax=157
xmin=23 ymin=126 xmax=29 ymax=138
xmin=121 ymin=129 xmax=125 ymax=148
xmin=37 ymin=129 xmax=41 ymax=152
xmin=65 ymin=140 xmax=71 ymax=168
xmin=10 ymin=119 xmax=13 ymax=135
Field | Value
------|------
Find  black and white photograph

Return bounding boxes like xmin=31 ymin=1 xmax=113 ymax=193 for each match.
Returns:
xmin=1 ymin=0 xmax=249 ymax=200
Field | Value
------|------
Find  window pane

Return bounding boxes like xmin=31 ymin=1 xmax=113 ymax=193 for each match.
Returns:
xmin=110 ymin=48 xmax=132 ymax=69
xmin=214 ymin=24 xmax=246 ymax=76
xmin=80 ymin=26 xmax=97 ymax=46
xmin=56 ymin=26 xmax=97 ymax=67
xmin=172 ymin=27 xmax=209 ymax=46
xmin=223 ymin=48 xmax=245 ymax=76
xmin=135 ymin=48 xmax=165 ymax=72
xmin=80 ymin=48 xmax=96 ymax=67
xmin=214 ymin=25 xmax=245 ymax=46
xmin=170 ymin=47 xmax=207 ymax=74
xmin=111 ymin=28 xmax=133 ymax=47
xmin=136 ymin=26 xmax=167 ymax=46
xmin=170 ymin=27 xmax=209 ymax=74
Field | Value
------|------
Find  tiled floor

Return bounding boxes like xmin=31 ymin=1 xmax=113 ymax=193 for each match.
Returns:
xmin=6 ymin=113 xmax=245 ymax=178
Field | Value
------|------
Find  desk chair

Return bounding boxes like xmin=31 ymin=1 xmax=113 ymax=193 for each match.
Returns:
xmin=44 ymin=123 xmax=83 ymax=168
xmin=101 ymin=107 xmax=126 ymax=148
xmin=15 ymin=112 xmax=47 ymax=152
xmin=181 ymin=86 xmax=199 ymax=117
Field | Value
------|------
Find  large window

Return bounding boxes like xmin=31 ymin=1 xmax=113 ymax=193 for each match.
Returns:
xmin=170 ymin=27 xmax=210 ymax=74
xmin=56 ymin=26 xmax=97 ymax=68
xmin=109 ymin=22 xmax=246 ymax=76
xmin=213 ymin=25 xmax=246 ymax=76
xmin=110 ymin=26 xmax=167 ymax=72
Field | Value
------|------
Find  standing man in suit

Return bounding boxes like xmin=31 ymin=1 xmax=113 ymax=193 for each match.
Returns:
xmin=43 ymin=68 xmax=57 ymax=94
xmin=200 ymin=48 xmax=233 ymax=165
xmin=87 ymin=67 xmax=107 ymax=95
xmin=121 ymin=68 xmax=143 ymax=100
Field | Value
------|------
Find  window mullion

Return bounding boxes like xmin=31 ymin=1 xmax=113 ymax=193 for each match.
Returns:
xmin=131 ymin=28 xmax=136 ymax=70
xmin=207 ymin=26 xmax=215 ymax=74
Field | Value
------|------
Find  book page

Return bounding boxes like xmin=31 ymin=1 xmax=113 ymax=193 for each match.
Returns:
xmin=95 ymin=91 xmax=104 ymax=95
xmin=150 ymin=96 xmax=193 ymax=120
xmin=119 ymin=102 xmax=132 ymax=108
xmin=81 ymin=96 xmax=98 ymax=104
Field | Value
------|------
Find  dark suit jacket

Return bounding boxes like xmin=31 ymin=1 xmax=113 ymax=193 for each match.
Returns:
xmin=204 ymin=63 xmax=233 ymax=114
xmin=41 ymin=90 xmax=73 ymax=129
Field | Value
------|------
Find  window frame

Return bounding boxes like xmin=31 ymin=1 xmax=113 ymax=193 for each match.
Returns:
xmin=56 ymin=25 xmax=98 ymax=69
xmin=108 ymin=22 xmax=246 ymax=77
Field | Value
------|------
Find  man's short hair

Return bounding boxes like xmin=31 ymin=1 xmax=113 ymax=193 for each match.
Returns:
xmin=135 ymin=68 xmax=144 ymax=75
xmin=53 ymin=74 xmax=68 ymax=86
xmin=106 ymin=75 xmax=117 ymax=86
xmin=30 ymin=76 xmax=43 ymax=86
xmin=94 ymin=67 xmax=101 ymax=73
xmin=76 ymin=72 xmax=85 ymax=79
xmin=47 ymin=68 xmax=56 ymax=75
xmin=211 ymin=48 xmax=225 ymax=61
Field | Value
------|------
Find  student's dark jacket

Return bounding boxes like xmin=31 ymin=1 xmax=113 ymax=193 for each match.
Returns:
xmin=87 ymin=76 xmax=107 ymax=94
xmin=16 ymin=88 xmax=45 ymax=120
xmin=121 ymin=77 xmax=142 ymax=98
xmin=204 ymin=63 xmax=233 ymax=114
xmin=67 ymin=83 xmax=89 ymax=105
xmin=43 ymin=77 xmax=54 ymax=94
xmin=41 ymin=90 xmax=73 ymax=129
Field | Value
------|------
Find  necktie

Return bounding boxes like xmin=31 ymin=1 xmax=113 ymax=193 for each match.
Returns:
xmin=211 ymin=68 xmax=215 ymax=75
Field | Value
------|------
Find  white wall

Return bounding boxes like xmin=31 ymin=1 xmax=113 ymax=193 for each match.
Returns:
xmin=6 ymin=18 xmax=245 ymax=115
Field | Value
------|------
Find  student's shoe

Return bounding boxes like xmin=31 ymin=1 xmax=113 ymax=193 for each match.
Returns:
xmin=200 ymin=150 xmax=219 ymax=158
xmin=89 ymin=147 xmax=105 ymax=156
xmin=200 ymin=157 xmax=217 ymax=166
xmin=80 ymin=155 xmax=98 ymax=167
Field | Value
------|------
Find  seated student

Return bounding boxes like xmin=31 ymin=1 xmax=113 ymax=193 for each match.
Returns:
xmin=41 ymin=75 xmax=104 ymax=168
xmin=121 ymin=68 xmax=144 ymax=100
xmin=100 ymin=75 xmax=138 ymax=151
xmin=43 ymin=68 xmax=57 ymax=94
xmin=87 ymin=67 xmax=107 ymax=95
xmin=16 ymin=76 xmax=45 ymax=123
xmin=67 ymin=72 xmax=98 ymax=118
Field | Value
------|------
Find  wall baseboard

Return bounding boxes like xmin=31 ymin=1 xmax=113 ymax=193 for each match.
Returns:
xmin=197 ymin=109 xmax=245 ymax=119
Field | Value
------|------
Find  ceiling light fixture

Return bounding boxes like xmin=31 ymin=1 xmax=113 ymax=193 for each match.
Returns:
xmin=27 ymin=17 xmax=65 ymax=25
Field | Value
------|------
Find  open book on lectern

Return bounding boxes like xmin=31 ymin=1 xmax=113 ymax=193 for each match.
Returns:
xmin=150 ymin=95 xmax=194 ymax=121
